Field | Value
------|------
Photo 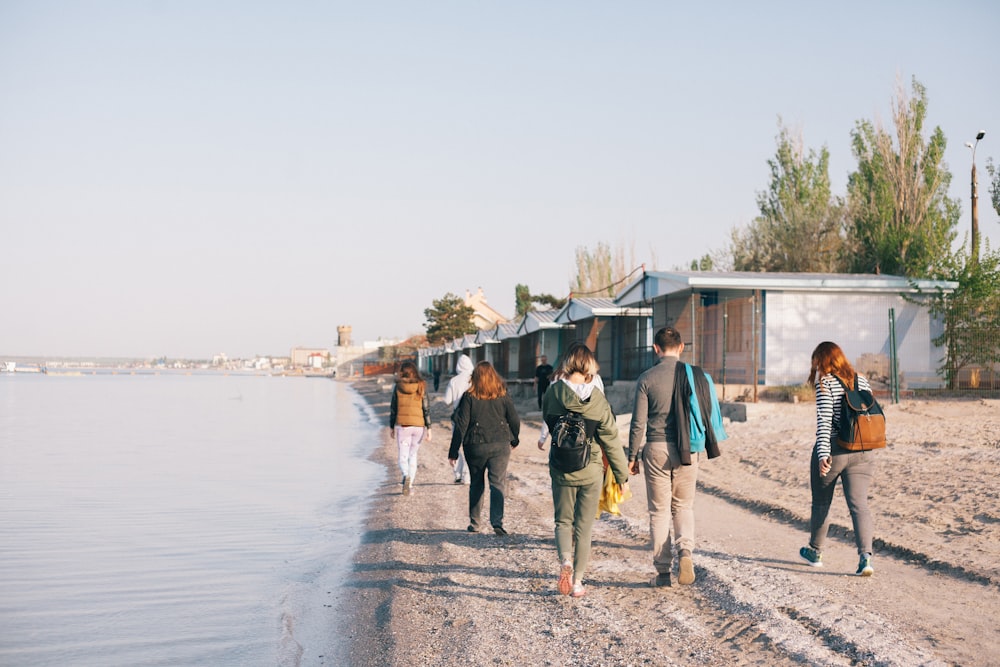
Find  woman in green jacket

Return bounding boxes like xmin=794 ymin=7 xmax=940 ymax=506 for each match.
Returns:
xmin=539 ymin=343 xmax=630 ymax=598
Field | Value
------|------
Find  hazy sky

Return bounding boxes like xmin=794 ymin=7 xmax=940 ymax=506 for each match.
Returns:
xmin=2 ymin=1 xmax=998 ymax=359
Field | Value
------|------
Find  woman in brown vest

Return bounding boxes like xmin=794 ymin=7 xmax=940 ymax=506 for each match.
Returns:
xmin=389 ymin=361 xmax=431 ymax=496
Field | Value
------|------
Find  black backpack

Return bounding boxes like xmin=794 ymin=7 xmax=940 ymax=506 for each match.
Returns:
xmin=549 ymin=411 xmax=591 ymax=473
xmin=834 ymin=376 xmax=886 ymax=451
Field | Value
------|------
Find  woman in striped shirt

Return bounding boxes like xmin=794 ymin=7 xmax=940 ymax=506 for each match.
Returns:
xmin=798 ymin=341 xmax=877 ymax=577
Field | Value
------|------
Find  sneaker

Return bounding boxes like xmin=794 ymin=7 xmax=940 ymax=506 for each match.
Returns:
xmin=856 ymin=553 xmax=874 ymax=577
xmin=799 ymin=546 xmax=822 ymax=567
xmin=493 ymin=525 xmax=508 ymax=536
xmin=650 ymin=572 xmax=672 ymax=588
xmin=570 ymin=582 xmax=586 ymax=598
xmin=466 ymin=524 xmax=478 ymax=533
xmin=402 ymin=477 xmax=412 ymax=496
xmin=558 ymin=561 xmax=573 ymax=596
xmin=454 ymin=477 xmax=464 ymax=484
xmin=678 ymin=549 xmax=696 ymax=585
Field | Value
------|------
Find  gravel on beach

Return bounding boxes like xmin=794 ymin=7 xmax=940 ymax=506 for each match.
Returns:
xmin=333 ymin=377 xmax=1000 ymax=667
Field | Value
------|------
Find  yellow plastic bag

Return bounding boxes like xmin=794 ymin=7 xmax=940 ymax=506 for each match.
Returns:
xmin=597 ymin=465 xmax=631 ymax=517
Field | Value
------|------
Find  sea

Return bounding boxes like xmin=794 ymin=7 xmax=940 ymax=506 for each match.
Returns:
xmin=0 ymin=371 xmax=385 ymax=666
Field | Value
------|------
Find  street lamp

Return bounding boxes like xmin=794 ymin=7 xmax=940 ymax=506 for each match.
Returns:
xmin=965 ymin=130 xmax=986 ymax=264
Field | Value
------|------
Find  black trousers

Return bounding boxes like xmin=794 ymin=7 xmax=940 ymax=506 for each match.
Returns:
xmin=464 ymin=441 xmax=511 ymax=529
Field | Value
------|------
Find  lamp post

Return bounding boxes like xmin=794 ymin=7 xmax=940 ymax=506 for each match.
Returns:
xmin=965 ymin=130 xmax=986 ymax=265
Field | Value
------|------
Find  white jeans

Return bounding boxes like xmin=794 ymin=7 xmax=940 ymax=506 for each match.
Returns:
xmin=395 ymin=426 xmax=424 ymax=480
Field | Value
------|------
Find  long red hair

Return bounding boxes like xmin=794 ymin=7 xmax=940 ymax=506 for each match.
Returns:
xmin=808 ymin=341 xmax=856 ymax=388
xmin=468 ymin=361 xmax=507 ymax=400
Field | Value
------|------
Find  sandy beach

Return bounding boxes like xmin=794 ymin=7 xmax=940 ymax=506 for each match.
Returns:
xmin=337 ymin=377 xmax=1000 ymax=666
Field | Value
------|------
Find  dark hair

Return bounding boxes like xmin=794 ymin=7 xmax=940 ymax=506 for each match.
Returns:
xmin=808 ymin=341 xmax=856 ymax=388
xmin=654 ymin=326 xmax=683 ymax=351
xmin=469 ymin=361 xmax=507 ymax=400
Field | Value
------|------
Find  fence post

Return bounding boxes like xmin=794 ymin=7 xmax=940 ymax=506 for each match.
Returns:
xmin=889 ymin=308 xmax=900 ymax=404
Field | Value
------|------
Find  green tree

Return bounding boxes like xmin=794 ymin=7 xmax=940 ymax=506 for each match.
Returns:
xmin=846 ymin=77 xmax=960 ymax=277
xmin=515 ymin=283 xmax=566 ymax=315
xmin=731 ymin=120 xmax=846 ymax=272
xmin=423 ymin=292 xmax=477 ymax=345
xmin=986 ymin=158 xmax=1000 ymax=217
xmin=927 ymin=243 xmax=1000 ymax=389
xmin=689 ymin=254 xmax=714 ymax=271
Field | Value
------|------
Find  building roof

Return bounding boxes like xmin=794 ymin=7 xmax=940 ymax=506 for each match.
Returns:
xmin=615 ymin=271 xmax=959 ymax=305
xmin=516 ymin=309 xmax=564 ymax=335
xmin=460 ymin=333 xmax=480 ymax=349
xmin=554 ymin=296 xmax=653 ymax=324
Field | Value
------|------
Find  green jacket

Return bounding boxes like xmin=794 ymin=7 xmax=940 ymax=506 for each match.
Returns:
xmin=542 ymin=380 xmax=629 ymax=487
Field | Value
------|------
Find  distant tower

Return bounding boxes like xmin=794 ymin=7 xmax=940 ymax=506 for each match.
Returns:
xmin=337 ymin=325 xmax=352 ymax=347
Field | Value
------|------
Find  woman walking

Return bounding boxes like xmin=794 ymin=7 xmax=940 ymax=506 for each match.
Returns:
xmin=540 ymin=343 xmax=629 ymax=598
xmin=799 ymin=341 xmax=878 ymax=576
xmin=389 ymin=361 xmax=431 ymax=496
xmin=449 ymin=361 xmax=520 ymax=535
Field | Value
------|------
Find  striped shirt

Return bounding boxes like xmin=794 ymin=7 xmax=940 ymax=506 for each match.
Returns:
xmin=813 ymin=373 xmax=873 ymax=460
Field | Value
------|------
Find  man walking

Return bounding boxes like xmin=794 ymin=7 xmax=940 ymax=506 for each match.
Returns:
xmin=534 ymin=355 xmax=553 ymax=410
xmin=628 ymin=326 xmax=698 ymax=587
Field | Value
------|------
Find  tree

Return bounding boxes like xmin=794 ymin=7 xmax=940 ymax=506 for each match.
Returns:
xmin=572 ymin=241 xmax=639 ymax=297
xmin=514 ymin=284 xmax=567 ymax=316
xmin=927 ymin=243 xmax=1000 ymax=389
xmin=689 ymin=254 xmax=714 ymax=271
xmin=986 ymin=158 xmax=1000 ymax=217
xmin=731 ymin=120 xmax=846 ymax=272
xmin=423 ymin=292 xmax=477 ymax=345
xmin=846 ymin=77 xmax=960 ymax=278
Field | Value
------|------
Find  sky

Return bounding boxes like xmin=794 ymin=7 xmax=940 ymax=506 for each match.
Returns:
xmin=2 ymin=1 xmax=998 ymax=360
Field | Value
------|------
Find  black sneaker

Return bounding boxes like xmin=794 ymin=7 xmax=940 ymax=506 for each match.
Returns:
xmin=799 ymin=546 xmax=822 ymax=567
xmin=650 ymin=572 xmax=672 ymax=587
xmin=493 ymin=525 xmax=508 ymax=536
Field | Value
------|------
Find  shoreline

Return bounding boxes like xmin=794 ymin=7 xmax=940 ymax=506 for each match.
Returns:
xmin=338 ymin=376 xmax=1000 ymax=666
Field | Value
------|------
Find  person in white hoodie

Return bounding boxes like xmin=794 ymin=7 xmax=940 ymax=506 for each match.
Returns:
xmin=444 ymin=354 xmax=474 ymax=484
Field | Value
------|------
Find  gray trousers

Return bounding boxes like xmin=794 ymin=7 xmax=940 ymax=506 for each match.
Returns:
xmin=809 ymin=446 xmax=876 ymax=555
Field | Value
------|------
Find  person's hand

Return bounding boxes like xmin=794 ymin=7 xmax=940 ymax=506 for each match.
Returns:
xmin=537 ymin=438 xmax=546 ymax=451
xmin=448 ymin=458 xmax=457 ymax=467
xmin=628 ymin=460 xmax=641 ymax=475
xmin=424 ymin=429 xmax=432 ymax=442
xmin=618 ymin=481 xmax=630 ymax=495
xmin=819 ymin=456 xmax=832 ymax=476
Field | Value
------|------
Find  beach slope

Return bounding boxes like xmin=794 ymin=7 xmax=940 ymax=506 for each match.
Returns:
xmin=339 ymin=378 xmax=1000 ymax=666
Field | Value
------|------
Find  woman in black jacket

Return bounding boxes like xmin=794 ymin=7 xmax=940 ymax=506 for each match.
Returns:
xmin=449 ymin=361 xmax=520 ymax=535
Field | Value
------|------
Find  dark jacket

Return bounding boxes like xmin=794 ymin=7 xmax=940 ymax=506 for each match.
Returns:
xmin=449 ymin=393 xmax=520 ymax=459
xmin=672 ymin=362 xmax=722 ymax=465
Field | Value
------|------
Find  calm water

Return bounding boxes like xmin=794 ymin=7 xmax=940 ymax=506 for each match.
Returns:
xmin=0 ymin=373 xmax=383 ymax=666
